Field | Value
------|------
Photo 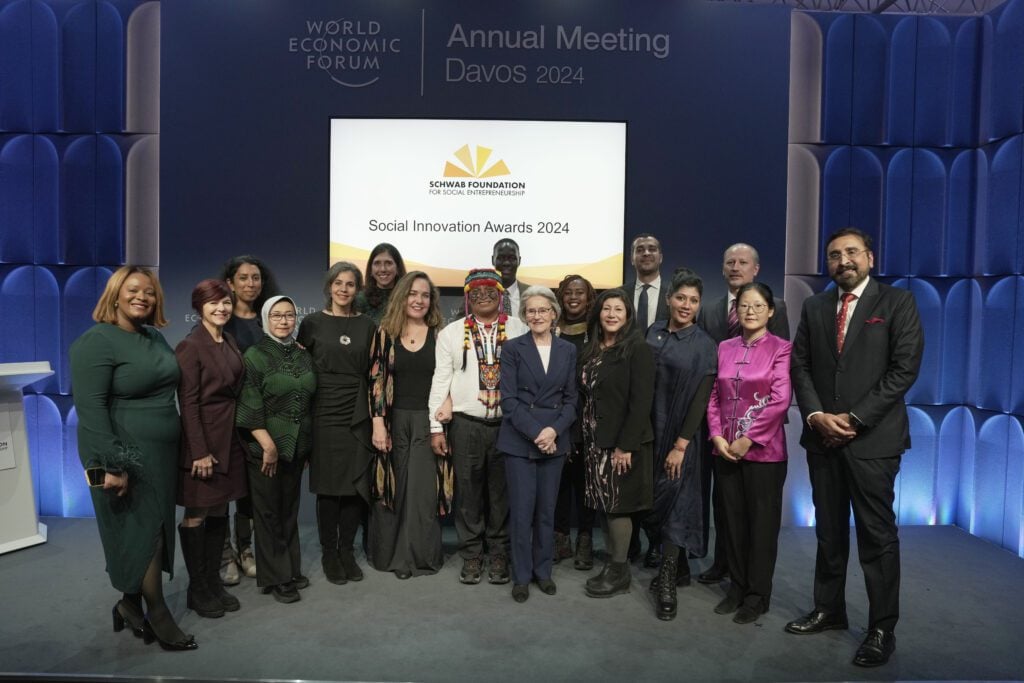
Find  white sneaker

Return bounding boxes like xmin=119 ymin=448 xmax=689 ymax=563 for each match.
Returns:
xmin=221 ymin=556 xmax=241 ymax=585
xmin=239 ymin=547 xmax=257 ymax=578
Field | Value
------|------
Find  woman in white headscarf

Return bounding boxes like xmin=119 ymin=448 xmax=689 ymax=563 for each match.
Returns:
xmin=236 ymin=296 xmax=316 ymax=603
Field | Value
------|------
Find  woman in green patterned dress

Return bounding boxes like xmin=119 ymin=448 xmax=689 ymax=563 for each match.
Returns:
xmin=70 ymin=266 xmax=197 ymax=651
xmin=236 ymin=296 xmax=316 ymax=603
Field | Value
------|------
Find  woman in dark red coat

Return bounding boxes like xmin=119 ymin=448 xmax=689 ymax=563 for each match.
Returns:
xmin=176 ymin=279 xmax=249 ymax=619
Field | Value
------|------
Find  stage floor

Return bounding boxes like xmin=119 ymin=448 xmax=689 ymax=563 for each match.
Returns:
xmin=0 ymin=519 xmax=1021 ymax=683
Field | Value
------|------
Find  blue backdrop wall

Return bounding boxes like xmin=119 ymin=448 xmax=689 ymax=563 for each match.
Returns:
xmin=2 ymin=0 xmax=1022 ymax=558
xmin=785 ymin=1 xmax=1024 ymax=556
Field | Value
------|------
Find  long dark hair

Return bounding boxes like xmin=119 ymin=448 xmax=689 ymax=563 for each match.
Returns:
xmin=220 ymin=255 xmax=280 ymax=314
xmin=363 ymin=243 xmax=407 ymax=310
xmin=582 ymin=288 xmax=643 ymax=363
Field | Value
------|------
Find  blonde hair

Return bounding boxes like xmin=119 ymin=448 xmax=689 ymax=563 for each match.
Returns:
xmin=378 ymin=271 xmax=443 ymax=338
xmin=92 ymin=265 xmax=168 ymax=328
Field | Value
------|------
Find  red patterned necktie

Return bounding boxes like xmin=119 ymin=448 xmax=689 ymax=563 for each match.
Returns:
xmin=836 ymin=292 xmax=857 ymax=353
xmin=727 ymin=298 xmax=740 ymax=338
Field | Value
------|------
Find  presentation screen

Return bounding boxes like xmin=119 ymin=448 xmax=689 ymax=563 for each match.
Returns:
xmin=330 ymin=118 xmax=626 ymax=289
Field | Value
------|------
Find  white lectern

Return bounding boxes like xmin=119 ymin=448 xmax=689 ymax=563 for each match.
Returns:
xmin=0 ymin=361 xmax=54 ymax=554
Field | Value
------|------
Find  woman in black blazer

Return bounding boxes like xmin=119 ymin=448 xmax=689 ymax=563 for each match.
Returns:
xmin=579 ymin=288 xmax=656 ymax=598
xmin=497 ymin=286 xmax=578 ymax=603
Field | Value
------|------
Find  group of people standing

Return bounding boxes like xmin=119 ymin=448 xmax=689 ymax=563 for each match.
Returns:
xmin=71 ymin=230 xmax=922 ymax=669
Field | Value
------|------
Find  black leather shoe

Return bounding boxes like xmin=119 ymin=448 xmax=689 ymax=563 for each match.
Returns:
xmin=512 ymin=584 xmax=529 ymax=602
xmin=112 ymin=600 xmax=147 ymax=640
xmin=322 ymin=549 xmax=347 ymax=585
xmin=573 ymin=533 xmax=594 ymax=570
xmin=585 ymin=563 xmax=609 ymax=590
xmin=339 ymin=550 xmax=364 ymax=581
xmin=714 ymin=594 xmax=741 ymax=615
xmin=784 ymin=610 xmax=849 ymax=634
xmin=733 ymin=603 xmax=765 ymax=624
xmin=395 ymin=569 xmax=412 ymax=580
xmin=853 ymin=628 xmax=895 ymax=667
xmin=271 ymin=582 xmax=300 ymax=604
xmin=142 ymin=618 xmax=198 ymax=651
xmin=697 ymin=565 xmax=729 ymax=584
xmin=585 ymin=561 xmax=631 ymax=598
xmin=536 ymin=578 xmax=556 ymax=595
xmin=654 ymin=554 xmax=679 ymax=621
xmin=293 ymin=575 xmax=310 ymax=590
xmin=643 ymin=544 xmax=663 ymax=569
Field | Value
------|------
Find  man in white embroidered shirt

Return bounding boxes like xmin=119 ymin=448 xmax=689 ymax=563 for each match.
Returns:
xmin=429 ymin=268 xmax=528 ymax=585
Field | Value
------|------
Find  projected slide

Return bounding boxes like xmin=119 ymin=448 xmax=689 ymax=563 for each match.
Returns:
xmin=330 ymin=118 xmax=625 ymax=288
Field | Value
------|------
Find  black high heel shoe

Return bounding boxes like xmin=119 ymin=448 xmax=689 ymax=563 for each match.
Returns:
xmin=142 ymin=618 xmax=198 ymax=651
xmin=112 ymin=601 xmax=147 ymax=640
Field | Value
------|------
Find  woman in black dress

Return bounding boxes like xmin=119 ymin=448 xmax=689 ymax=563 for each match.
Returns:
xmin=218 ymin=255 xmax=280 ymax=583
xmin=297 ymin=261 xmax=376 ymax=585
xmin=175 ymin=279 xmax=249 ymax=620
xmin=354 ymin=243 xmax=406 ymax=324
xmin=552 ymin=274 xmax=597 ymax=569
xmin=644 ymin=269 xmax=718 ymax=620
xmin=580 ymin=289 xmax=656 ymax=598
xmin=367 ymin=272 xmax=449 ymax=578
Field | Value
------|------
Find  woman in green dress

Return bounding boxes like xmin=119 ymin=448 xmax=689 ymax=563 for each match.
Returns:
xmin=236 ymin=296 xmax=316 ymax=603
xmin=70 ymin=266 xmax=197 ymax=651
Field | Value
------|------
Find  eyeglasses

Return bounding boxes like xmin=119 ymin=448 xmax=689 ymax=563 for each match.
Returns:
xmin=525 ymin=307 xmax=553 ymax=318
xmin=268 ymin=312 xmax=297 ymax=321
xmin=468 ymin=289 xmax=499 ymax=301
xmin=826 ymin=247 xmax=869 ymax=263
xmin=737 ymin=303 xmax=768 ymax=313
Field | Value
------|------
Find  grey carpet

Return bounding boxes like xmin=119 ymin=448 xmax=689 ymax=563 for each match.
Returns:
xmin=0 ymin=518 xmax=1021 ymax=683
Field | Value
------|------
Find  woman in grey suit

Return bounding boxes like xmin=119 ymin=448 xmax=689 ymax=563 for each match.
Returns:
xmin=497 ymin=286 xmax=578 ymax=602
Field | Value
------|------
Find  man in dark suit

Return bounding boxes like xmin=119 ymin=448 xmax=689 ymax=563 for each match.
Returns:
xmin=697 ymin=242 xmax=789 ymax=584
xmin=622 ymin=233 xmax=668 ymax=567
xmin=624 ymin=233 xmax=669 ymax=333
xmin=786 ymin=227 xmax=923 ymax=668
xmin=700 ymin=243 xmax=790 ymax=344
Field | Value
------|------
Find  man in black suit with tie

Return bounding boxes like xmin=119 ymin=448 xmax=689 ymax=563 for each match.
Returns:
xmin=622 ymin=233 xmax=668 ymax=566
xmin=700 ymin=243 xmax=790 ymax=344
xmin=624 ymin=234 xmax=669 ymax=334
xmin=786 ymin=228 xmax=923 ymax=668
xmin=697 ymin=242 xmax=789 ymax=584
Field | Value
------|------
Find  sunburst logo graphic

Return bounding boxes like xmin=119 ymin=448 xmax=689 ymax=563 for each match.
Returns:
xmin=443 ymin=144 xmax=511 ymax=178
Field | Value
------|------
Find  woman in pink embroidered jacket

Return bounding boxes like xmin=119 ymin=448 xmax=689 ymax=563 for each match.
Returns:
xmin=706 ymin=281 xmax=793 ymax=625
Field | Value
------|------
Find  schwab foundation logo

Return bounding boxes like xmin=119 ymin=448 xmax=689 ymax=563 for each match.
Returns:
xmin=287 ymin=18 xmax=401 ymax=88
xmin=443 ymin=144 xmax=510 ymax=178
xmin=429 ymin=145 xmax=526 ymax=197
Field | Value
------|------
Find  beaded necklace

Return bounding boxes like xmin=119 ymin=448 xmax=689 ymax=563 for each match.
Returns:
xmin=463 ymin=313 xmax=508 ymax=418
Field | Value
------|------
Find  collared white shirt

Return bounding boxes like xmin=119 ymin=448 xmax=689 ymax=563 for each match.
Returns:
xmin=836 ymin=276 xmax=871 ymax=339
xmin=632 ymin=274 xmax=661 ymax=331
xmin=428 ymin=315 xmax=528 ymax=432
xmin=505 ymin=280 xmax=522 ymax=317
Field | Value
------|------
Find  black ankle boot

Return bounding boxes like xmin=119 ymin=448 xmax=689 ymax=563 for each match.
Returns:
xmin=178 ymin=525 xmax=225 ymax=618
xmin=585 ymin=561 xmax=631 ymax=598
xmin=585 ymin=562 xmax=609 ymax=590
xmin=574 ymin=533 xmax=594 ymax=570
xmin=338 ymin=549 xmax=363 ymax=581
xmin=654 ymin=554 xmax=678 ymax=620
xmin=322 ymin=548 xmax=347 ymax=585
xmin=203 ymin=517 xmax=240 ymax=612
